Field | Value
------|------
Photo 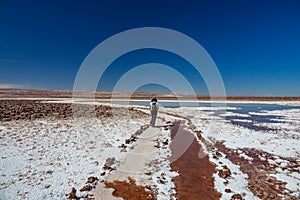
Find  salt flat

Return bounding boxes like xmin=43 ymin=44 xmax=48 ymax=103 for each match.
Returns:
xmin=1 ymin=99 xmax=299 ymax=199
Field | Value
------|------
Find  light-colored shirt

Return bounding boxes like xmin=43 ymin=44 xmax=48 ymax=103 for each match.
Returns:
xmin=149 ymin=102 xmax=159 ymax=110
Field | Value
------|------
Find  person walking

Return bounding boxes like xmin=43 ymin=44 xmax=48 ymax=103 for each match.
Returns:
xmin=149 ymin=96 xmax=159 ymax=127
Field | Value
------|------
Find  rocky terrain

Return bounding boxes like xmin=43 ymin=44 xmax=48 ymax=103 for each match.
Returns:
xmin=0 ymin=100 xmax=151 ymax=122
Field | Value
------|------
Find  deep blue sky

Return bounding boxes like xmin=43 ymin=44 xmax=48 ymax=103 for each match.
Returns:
xmin=0 ymin=0 xmax=299 ymax=96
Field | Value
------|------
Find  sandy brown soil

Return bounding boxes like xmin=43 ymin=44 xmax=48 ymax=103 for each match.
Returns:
xmin=170 ymin=122 xmax=222 ymax=200
xmin=104 ymin=177 xmax=156 ymax=200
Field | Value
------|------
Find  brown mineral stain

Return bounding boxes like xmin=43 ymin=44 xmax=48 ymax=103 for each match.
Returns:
xmin=170 ymin=122 xmax=221 ymax=200
xmin=104 ymin=177 xmax=156 ymax=200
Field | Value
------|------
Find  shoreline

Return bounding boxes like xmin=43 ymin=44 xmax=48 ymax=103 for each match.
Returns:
xmin=1 ymin=97 xmax=300 ymax=106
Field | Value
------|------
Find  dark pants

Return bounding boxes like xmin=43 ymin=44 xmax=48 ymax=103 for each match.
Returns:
xmin=150 ymin=111 xmax=157 ymax=126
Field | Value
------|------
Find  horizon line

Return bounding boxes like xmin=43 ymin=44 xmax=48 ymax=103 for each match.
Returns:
xmin=0 ymin=88 xmax=300 ymax=98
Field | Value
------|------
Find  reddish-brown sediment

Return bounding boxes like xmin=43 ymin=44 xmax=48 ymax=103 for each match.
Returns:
xmin=216 ymin=142 xmax=298 ymax=200
xmin=170 ymin=122 xmax=221 ymax=200
xmin=104 ymin=177 xmax=157 ymax=200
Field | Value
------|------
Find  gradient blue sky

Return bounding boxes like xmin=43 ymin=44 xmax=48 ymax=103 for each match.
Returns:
xmin=0 ymin=0 xmax=299 ymax=96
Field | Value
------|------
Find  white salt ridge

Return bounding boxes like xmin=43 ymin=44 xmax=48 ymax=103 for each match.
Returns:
xmin=231 ymin=119 xmax=252 ymax=123
xmin=147 ymin=127 xmax=179 ymax=200
xmin=264 ymin=109 xmax=300 ymax=118
xmin=249 ymin=108 xmax=300 ymax=118
xmin=249 ymin=111 xmax=282 ymax=116
xmin=220 ymin=112 xmax=250 ymax=118
xmin=144 ymin=134 xmax=179 ymax=197
xmin=239 ymin=153 xmax=253 ymax=161
xmin=197 ymin=106 xmax=239 ymax=111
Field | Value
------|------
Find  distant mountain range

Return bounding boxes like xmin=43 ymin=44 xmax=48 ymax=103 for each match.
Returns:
xmin=0 ymin=88 xmax=299 ymax=101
